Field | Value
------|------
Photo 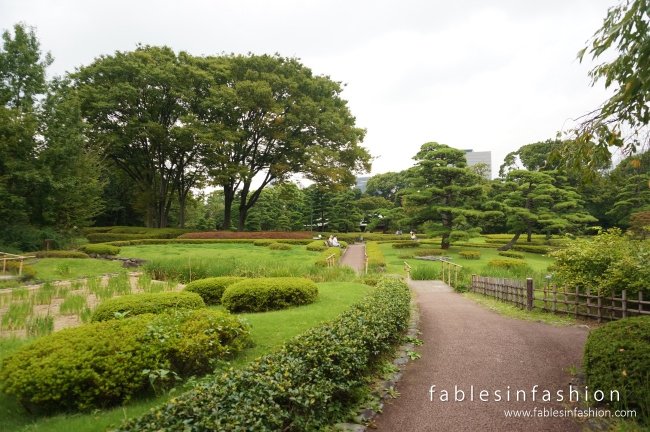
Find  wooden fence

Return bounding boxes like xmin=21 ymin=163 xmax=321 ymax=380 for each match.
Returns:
xmin=470 ymin=274 xmax=650 ymax=322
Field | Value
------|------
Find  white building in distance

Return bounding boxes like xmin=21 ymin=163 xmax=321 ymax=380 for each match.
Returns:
xmin=463 ymin=149 xmax=492 ymax=180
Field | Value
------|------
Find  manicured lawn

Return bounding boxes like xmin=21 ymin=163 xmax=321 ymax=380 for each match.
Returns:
xmin=27 ymin=258 xmax=124 ymax=282
xmin=380 ymin=242 xmax=555 ymax=277
xmin=119 ymin=243 xmax=319 ymax=264
xmin=0 ymin=281 xmax=372 ymax=432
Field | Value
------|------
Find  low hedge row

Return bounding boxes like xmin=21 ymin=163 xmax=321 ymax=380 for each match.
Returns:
xmin=80 ymin=244 xmax=121 ymax=255
xmin=33 ymin=250 xmax=89 ymax=259
xmin=583 ymin=316 xmax=650 ymax=418
xmin=392 ymin=242 xmax=421 ymax=249
xmin=315 ymin=247 xmax=343 ymax=267
xmin=91 ymin=292 xmax=205 ymax=322
xmin=0 ymin=309 xmax=250 ymax=412
xmin=413 ymin=248 xmax=447 ymax=256
xmin=221 ymin=277 xmax=319 ymax=313
xmin=179 ymin=231 xmax=313 ymax=240
xmin=184 ymin=277 xmax=245 ymax=305
xmin=306 ymin=240 xmax=328 ymax=251
xmin=487 ymin=259 xmax=528 ymax=270
xmin=4 ymin=262 xmax=37 ymax=280
xmin=459 ymin=251 xmax=481 ymax=259
xmin=113 ymin=277 xmax=411 ymax=431
xmin=100 ymin=239 xmax=313 ymax=247
xmin=452 ymin=242 xmax=500 ymax=249
xmin=396 ymin=253 xmax=413 ymax=259
xmin=485 ymin=234 xmax=547 ymax=240
xmin=366 ymin=241 xmax=386 ymax=268
xmin=268 ymin=242 xmax=292 ymax=250
xmin=87 ymin=232 xmax=184 ymax=244
xmin=485 ymin=238 xmax=546 ymax=245
xmin=253 ymin=240 xmax=273 ymax=246
xmin=511 ymin=245 xmax=553 ymax=254
xmin=498 ymin=251 xmax=525 ymax=259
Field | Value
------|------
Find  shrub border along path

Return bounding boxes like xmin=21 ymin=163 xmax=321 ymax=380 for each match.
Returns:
xmin=374 ymin=280 xmax=590 ymax=432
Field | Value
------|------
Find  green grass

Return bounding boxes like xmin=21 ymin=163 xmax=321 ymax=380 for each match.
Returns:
xmin=0 ymin=281 xmax=372 ymax=432
xmin=27 ymin=258 xmax=123 ymax=282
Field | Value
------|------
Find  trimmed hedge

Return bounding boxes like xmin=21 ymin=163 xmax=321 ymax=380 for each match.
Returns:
xmin=459 ymin=251 xmax=481 ymax=259
xmin=101 ymin=239 xmax=313 ymax=247
xmin=33 ymin=250 xmax=89 ymax=259
xmin=0 ymin=309 xmax=250 ymax=412
xmin=268 ymin=242 xmax=292 ymax=250
xmin=253 ymin=240 xmax=274 ymax=246
xmin=487 ymin=259 xmax=528 ymax=270
xmin=396 ymin=253 xmax=413 ymax=259
xmin=498 ymin=251 xmax=525 ymax=259
xmin=511 ymin=245 xmax=552 ymax=254
xmin=221 ymin=277 xmax=318 ymax=313
xmin=315 ymin=247 xmax=343 ymax=267
xmin=4 ymin=262 xmax=37 ymax=280
xmin=583 ymin=316 xmax=650 ymax=418
xmin=91 ymin=291 xmax=205 ymax=322
xmin=413 ymin=248 xmax=447 ymax=256
xmin=366 ymin=241 xmax=386 ymax=267
xmin=81 ymin=244 xmax=121 ymax=255
xmin=179 ymin=231 xmax=312 ymax=240
xmin=392 ymin=242 xmax=421 ymax=249
xmin=113 ymin=277 xmax=411 ymax=432
xmin=306 ymin=240 xmax=328 ymax=251
xmin=183 ymin=277 xmax=245 ymax=305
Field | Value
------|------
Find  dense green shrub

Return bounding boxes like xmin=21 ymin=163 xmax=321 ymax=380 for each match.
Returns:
xmin=583 ymin=316 xmax=650 ymax=421
xmin=306 ymin=240 xmax=328 ymax=252
xmin=396 ymin=253 xmax=413 ymax=259
xmin=183 ymin=277 xmax=245 ymax=305
xmin=498 ymin=251 xmax=525 ymax=259
xmin=459 ymin=251 xmax=481 ymax=259
xmin=33 ymin=250 xmax=89 ymax=259
xmin=485 ymin=238 xmax=546 ymax=245
xmin=315 ymin=247 xmax=342 ymax=267
xmin=365 ymin=241 xmax=386 ymax=268
xmin=114 ymin=277 xmax=410 ymax=432
xmin=511 ymin=245 xmax=552 ymax=254
xmin=449 ymin=230 xmax=470 ymax=242
xmin=3 ymin=261 xmax=37 ymax=281
xmin=81 ymin=244 xmax=120 ymax=255
xmin=452 ymin=242 xmax=500 ymax=249
xmin=91 ymin=292 xmax=205 ymax=322
xmin=268 ymin=242 xmax=292 ymax=250
xmin=392 ymin=242 xmax=421 ymax=249
xmin=487 ymin=259 xmax=528 ymax=270
xmin=413 ymin=248 xmax=447 ymax=256
xmin=253 ymin=240 xmax=273 ymax=246
xmin=550 ymin=229 xmax=650 ymax=296
xmin=86 ymin=228 xmax=192 ymax=244
xmin=0 ymin=309 xmax=250 ymax=412
xmin=222 ymin=277 xmax=318 ymax=313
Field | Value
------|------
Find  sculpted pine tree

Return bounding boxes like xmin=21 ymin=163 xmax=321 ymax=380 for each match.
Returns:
xmin=401 ymin=143 xmax=486 ymax=250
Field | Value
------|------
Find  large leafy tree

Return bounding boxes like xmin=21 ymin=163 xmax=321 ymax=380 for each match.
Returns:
xmin=365 ymin=171 xmax=409 ymax=205
xmin=401 ymin=143 xmax=487 ymax=249
xmin=199 ymin=54 xmax=370 ymax=231
xmin=74 ymin=46 xmax=213 ymax=228
xmin=564 ymin=0 xmax=650 ymax=178
xmin=327 ymin=189 xmax=362 ymax=233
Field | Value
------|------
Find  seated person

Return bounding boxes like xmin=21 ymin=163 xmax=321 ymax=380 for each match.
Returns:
xmin=332 ymin=236 xmax=341 ymax=247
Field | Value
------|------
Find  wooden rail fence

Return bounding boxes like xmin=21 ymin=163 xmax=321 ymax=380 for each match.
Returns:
xmin=470 ymin=274 xmax=650 ymax=322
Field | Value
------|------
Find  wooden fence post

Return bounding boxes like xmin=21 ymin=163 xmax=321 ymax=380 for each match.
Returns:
xmin=526 ymin=278 xmax=534 ymax=311
xmin=622 ymin=290 xmax=627 ymax=319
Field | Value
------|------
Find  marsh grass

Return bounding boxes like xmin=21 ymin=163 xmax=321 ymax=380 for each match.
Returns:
xmin=1 ymin=300 xmax=33 ymax=330
xmin=54 ymin=262 xmax=71 ymax=276
xmin=34 ymin=282 xmax=55 ymax=305
xmin=79 ymin=306 xmax=92 ymax=323
xmin=25 ymin=315 xmax=54 ymax=337
xmin=137 ymin=273 xmax=152 ymax=292
xmin=59 ymin=294 xmax=87 ymax=315
xmin=108 ymin=272 xmax=132 ymax=296
xmin=86 ymin=276 xmax=102 ymax=294
xmin=11 ymin=287 xmax=29 ymax=301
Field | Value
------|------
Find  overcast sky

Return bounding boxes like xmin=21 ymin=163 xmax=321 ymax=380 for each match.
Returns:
xmin=2 ymin=0 xmax=616 ymax=179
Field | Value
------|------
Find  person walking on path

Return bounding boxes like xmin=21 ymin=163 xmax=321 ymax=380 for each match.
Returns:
xmin=374 ymin=283 xmax=589 ymax=432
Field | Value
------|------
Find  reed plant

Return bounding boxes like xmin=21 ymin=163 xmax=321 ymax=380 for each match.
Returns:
xmin=79 ymin=306 xmax=93 ymax=323
xmin=34 ymin=283 xmax=55 ymax=305
xmin=86 ymin=277 xmax=102 ymax=294
xmin=108 ymin=272 xmax=132 ymax=296
xmin=59 ymin=294 xmax=88 ymax=315
xmin=1 ymin=300 xmax=33 ymax=330
xmin=11 ymin=287 xmax=29 ymax=301
xmin=136 ymin=273 xmax=152 ymax=292
xmin=26 ymin=315 xmax=54 ymax=337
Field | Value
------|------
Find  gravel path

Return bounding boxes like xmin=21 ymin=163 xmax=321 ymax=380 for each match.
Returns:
xmin=374 ymin=281 xmax=590 ymax=431
xmin=339 ymin=244 xmax=366 ymax=272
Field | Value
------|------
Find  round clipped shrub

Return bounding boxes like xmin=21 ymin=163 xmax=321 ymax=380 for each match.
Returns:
xmin=487 ymin=259 xmax=528 ymax=270
xmin=269 ymin=242 xmax=292 ymax=250
xmin=396 ymin=253 xmax=413 ymax=259
xmin=392 ymin=242 xmax=421 ymax=249
xmin=4 ymin=262 xmax=37 ymax=280
xmin=459 ymin=251 xmax=481 ymax=260
xmin=183 ymin=276 xmax=245 ymax=305
xmin=91 ymin=291 xmax=205 ymax=322
xmin=498 ymin=251 xmax=525 ymax=259
xmin=583 ymin=316 xmax=650 ymax=416
xmin=413 ymin=248 xmax=447 ymax=256
xmin=222 ymin=277 xmax=318 ymax=313
xmin=0 ymin=309 xmax=250 ymax=412
xmin=306 ymin=241 xmax=327 ymax=252
xmin=253 ymin=240 xmax=273 ymax=247
xmin=82 ymin=244 xmax=121 ymax=255
xmin=34 ymin=250 xmax=89 ymax=259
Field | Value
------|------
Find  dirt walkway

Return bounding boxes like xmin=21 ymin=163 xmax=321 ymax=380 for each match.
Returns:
xmin=374 ymin=281 xmax=589 ymax=431
xmin=339 ymin=244 xmax=366 ymax=272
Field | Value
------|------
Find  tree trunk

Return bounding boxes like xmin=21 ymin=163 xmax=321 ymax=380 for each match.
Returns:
xmin=527 ymin=224 xmax=532 ymax=242
xmin=498 ymin=230 xmax=522 ymax=251
xmin=222 ymin=183 xmax=236 ymax=231
xmin=441 ymin=233 xmax=450 ymax=250
xmin=179 ymin=195 xmax=186 ymax=228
